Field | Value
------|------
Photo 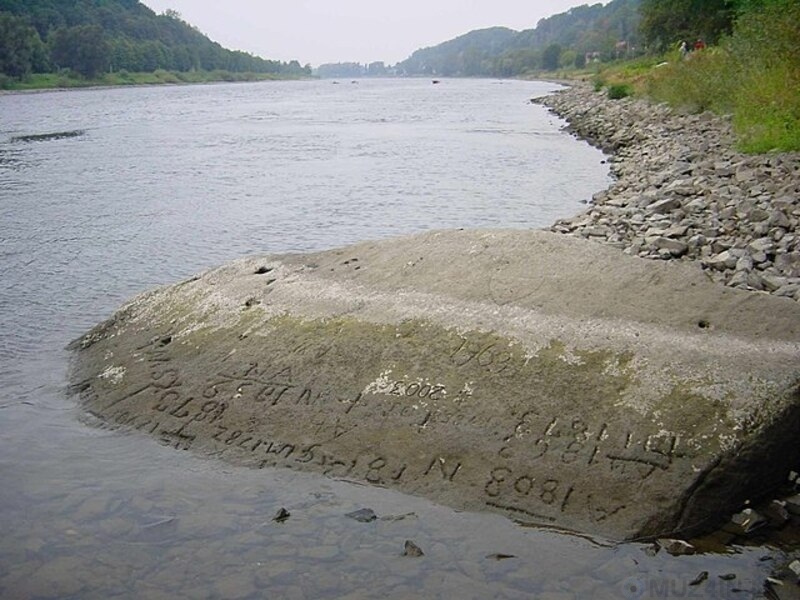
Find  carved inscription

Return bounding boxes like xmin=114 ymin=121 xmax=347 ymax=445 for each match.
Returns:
xmin=481 ymin=407 xmax=687 ymax=524
xmin=450 ymin=337 xmax=519 ymax=377
xmin=84 ymin=332 xmax=700 ymax=538
xmin=499 ymin=410 xmax=683 ymax=474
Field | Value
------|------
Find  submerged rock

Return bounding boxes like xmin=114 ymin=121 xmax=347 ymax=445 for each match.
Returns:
xmin=345 ymin=508 xmax=377 ymax=523
xmin=723 ymin=508 xmax=768 ymax=536
xmin=272 ymin=508 xmax=291 ymax=523
xmin=658 ymin=539 xmax=697 ymax=557
xmin=403 ymin=540 xmax=425 ymax=557
xmin=11 ymin=129 xmax=86 ymax=143
xmin=68 ymin=229 xmax=800 ymax=541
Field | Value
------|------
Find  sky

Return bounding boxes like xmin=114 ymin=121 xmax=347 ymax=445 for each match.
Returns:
xmin=140 ymin=1 xmax=604 ymax=67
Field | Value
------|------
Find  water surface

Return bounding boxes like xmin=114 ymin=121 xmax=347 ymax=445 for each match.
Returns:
xmin=0 ymin=79 xmax=776 ymax=598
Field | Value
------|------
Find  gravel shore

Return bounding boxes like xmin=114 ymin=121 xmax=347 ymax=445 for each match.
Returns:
xmin=534 ymin=84 xmax=800 ymax=301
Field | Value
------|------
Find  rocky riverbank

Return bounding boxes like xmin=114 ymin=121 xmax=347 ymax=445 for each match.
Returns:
xmin=534 ymin=84 xmax=800 ymax=301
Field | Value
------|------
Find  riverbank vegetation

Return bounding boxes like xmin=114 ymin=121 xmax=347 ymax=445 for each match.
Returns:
xmin=0 ymin=0 xmax=310 ymax=90
xmin=3 ymin=69 xmax=299 ymax=91
xmin=595 ymin=0 xmax=799 ymax=153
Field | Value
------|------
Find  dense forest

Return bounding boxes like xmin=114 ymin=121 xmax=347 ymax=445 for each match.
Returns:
xmin=396 ymin=0 xmax=643 ymax=77
xmin=0 ymin=0 xmax=310 ymax=81
xmin=393 ymin=0 xmax=765 ymax=78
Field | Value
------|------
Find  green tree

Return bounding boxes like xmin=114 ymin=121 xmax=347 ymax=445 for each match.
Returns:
xmin=0 ymin=13 xmax=47 ymax=77
xmin=542 ymin=43 xmax=562 ymax=71
xmin=49 ymin=24 xmax=110 ymax=77
xmin=640 ymin=0 xmax=735 ymax=49
xmin=0 ymin=0 xmax=301 ymax=77
xmin=559 ymin=49 xmax=578 ymax=68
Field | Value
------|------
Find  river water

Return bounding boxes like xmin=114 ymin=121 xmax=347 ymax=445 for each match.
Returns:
xmin=0 ymin=79 xmax=778 ymax=599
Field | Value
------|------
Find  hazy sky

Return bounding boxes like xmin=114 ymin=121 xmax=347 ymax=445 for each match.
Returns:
xmin=140 ymin=1 xmax=603 ymax=67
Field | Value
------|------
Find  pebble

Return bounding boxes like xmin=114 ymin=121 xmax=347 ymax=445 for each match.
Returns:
xmin=785 ymin=494 xmax=800 ymax=515
xmin=345 ymin=508 xmax=377 ymax=523
xmin=724 ymin=508 xmax=768 ymax=536
xmin=657 ymin=538 xmax=696 ymax=556
xmin=403 ymin=540 xmax=425 ymax=557
xmin=273 ymin=507 xmax=291 ymax=523
xmin=689 ymin=571 xmax=709 ymax=586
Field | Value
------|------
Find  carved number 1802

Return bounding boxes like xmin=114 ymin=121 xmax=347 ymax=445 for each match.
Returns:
xmin=389 ymin=381 xmax=445 ymax=401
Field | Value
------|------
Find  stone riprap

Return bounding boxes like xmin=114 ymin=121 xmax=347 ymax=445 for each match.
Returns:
xmin=69 ymin=229 xmax=800 ymax=541
xmin=534 ymin=85 xmax=800 ymax=301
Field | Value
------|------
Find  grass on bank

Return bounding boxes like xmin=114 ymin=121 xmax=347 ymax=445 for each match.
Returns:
xmin=593 ymin=0 xmax=800 ymax=154
xmin=0 ymin=69 xmax=304 ymax=91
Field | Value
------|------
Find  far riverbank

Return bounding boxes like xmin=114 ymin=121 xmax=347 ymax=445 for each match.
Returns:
xmin=535 ymin=83 xmax=800 ymax=302
xmin=0 ymin=69 xmax=311 ymax=93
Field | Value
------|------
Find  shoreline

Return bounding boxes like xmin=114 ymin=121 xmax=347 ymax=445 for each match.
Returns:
xmin=534 ymin=83 xmax=800 ymax=302
xmin=0 ymin=73 xmax=314 ymax=96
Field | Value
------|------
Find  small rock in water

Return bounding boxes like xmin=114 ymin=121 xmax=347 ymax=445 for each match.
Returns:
xmin=403 ymin=540 xmax=424 ymax=557
xmin=723 ymin=508 xmax=768 ymax=536
xmin=486 ymin=553 xmax=516 ymax=561
xmin=272 ymin=508 xmax=291 ymax=523
xmin=789 ymin=560 xmax=800 ymax=578
xmin=657 ymin=538 xmax=696 ymax=556
xmin=762 ymin=500 xmax=790 ymax=528
xmin=379 ymin=512 xmax=416 ymax=522
xmin=689 ymin=571 xmax=709 ymax=586
xmin=718 ymin=573 xmax=736 ymax=581
xmin=133 ymin=515 xmax=179 ymax=542
xmin=783 ymin=494 xmax=800 ymax=515
xmin=345 ymin=508 xmax=377 ymax=523
xmin=642 ymin=543 xmax=660 ymax=557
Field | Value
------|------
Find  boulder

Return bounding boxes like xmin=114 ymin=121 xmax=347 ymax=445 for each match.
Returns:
xmin=69 ymin=229 xmax=800 ymax=541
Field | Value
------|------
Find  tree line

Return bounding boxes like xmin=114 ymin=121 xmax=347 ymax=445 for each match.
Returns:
xmin=0 ymin=0 xmax=310 ymax=80
xmin=395 ymin=0 xmax=778 ymax=78
xmin=395 ymin=0 xmax=643 ymax=77
xmin=1 ymin=0 xmax=781 ymax=83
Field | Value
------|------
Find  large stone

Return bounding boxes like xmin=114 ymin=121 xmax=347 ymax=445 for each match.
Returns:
xmin=706 ymin=250 xmax=739 ymax=271
xmin=653 ymin=237 xmax=689 ymax=257
xmin=68 ymin=229 xmax=800 ymax=541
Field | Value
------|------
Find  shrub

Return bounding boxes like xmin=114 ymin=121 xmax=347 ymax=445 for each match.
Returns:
xmin=643 ymin=0 xmax=799 ymax=151
xmin=729 ymin=0 xmax=800 ymax=151
xmin=607 ymin=83 xmax=632 ymax=99
xmin=734 ymin=63 xmax=800 ymax=153
xmin=154 ymin=69 xmax=180 ymax=84
xmin=210 ymin=69 xmax=237 ymax=82
xmin=645 ymin=48 xmax=736 ymax=113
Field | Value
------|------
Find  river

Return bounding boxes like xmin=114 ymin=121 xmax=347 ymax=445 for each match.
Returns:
xmin=0 ymin=78 xmax=777 ymax=599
